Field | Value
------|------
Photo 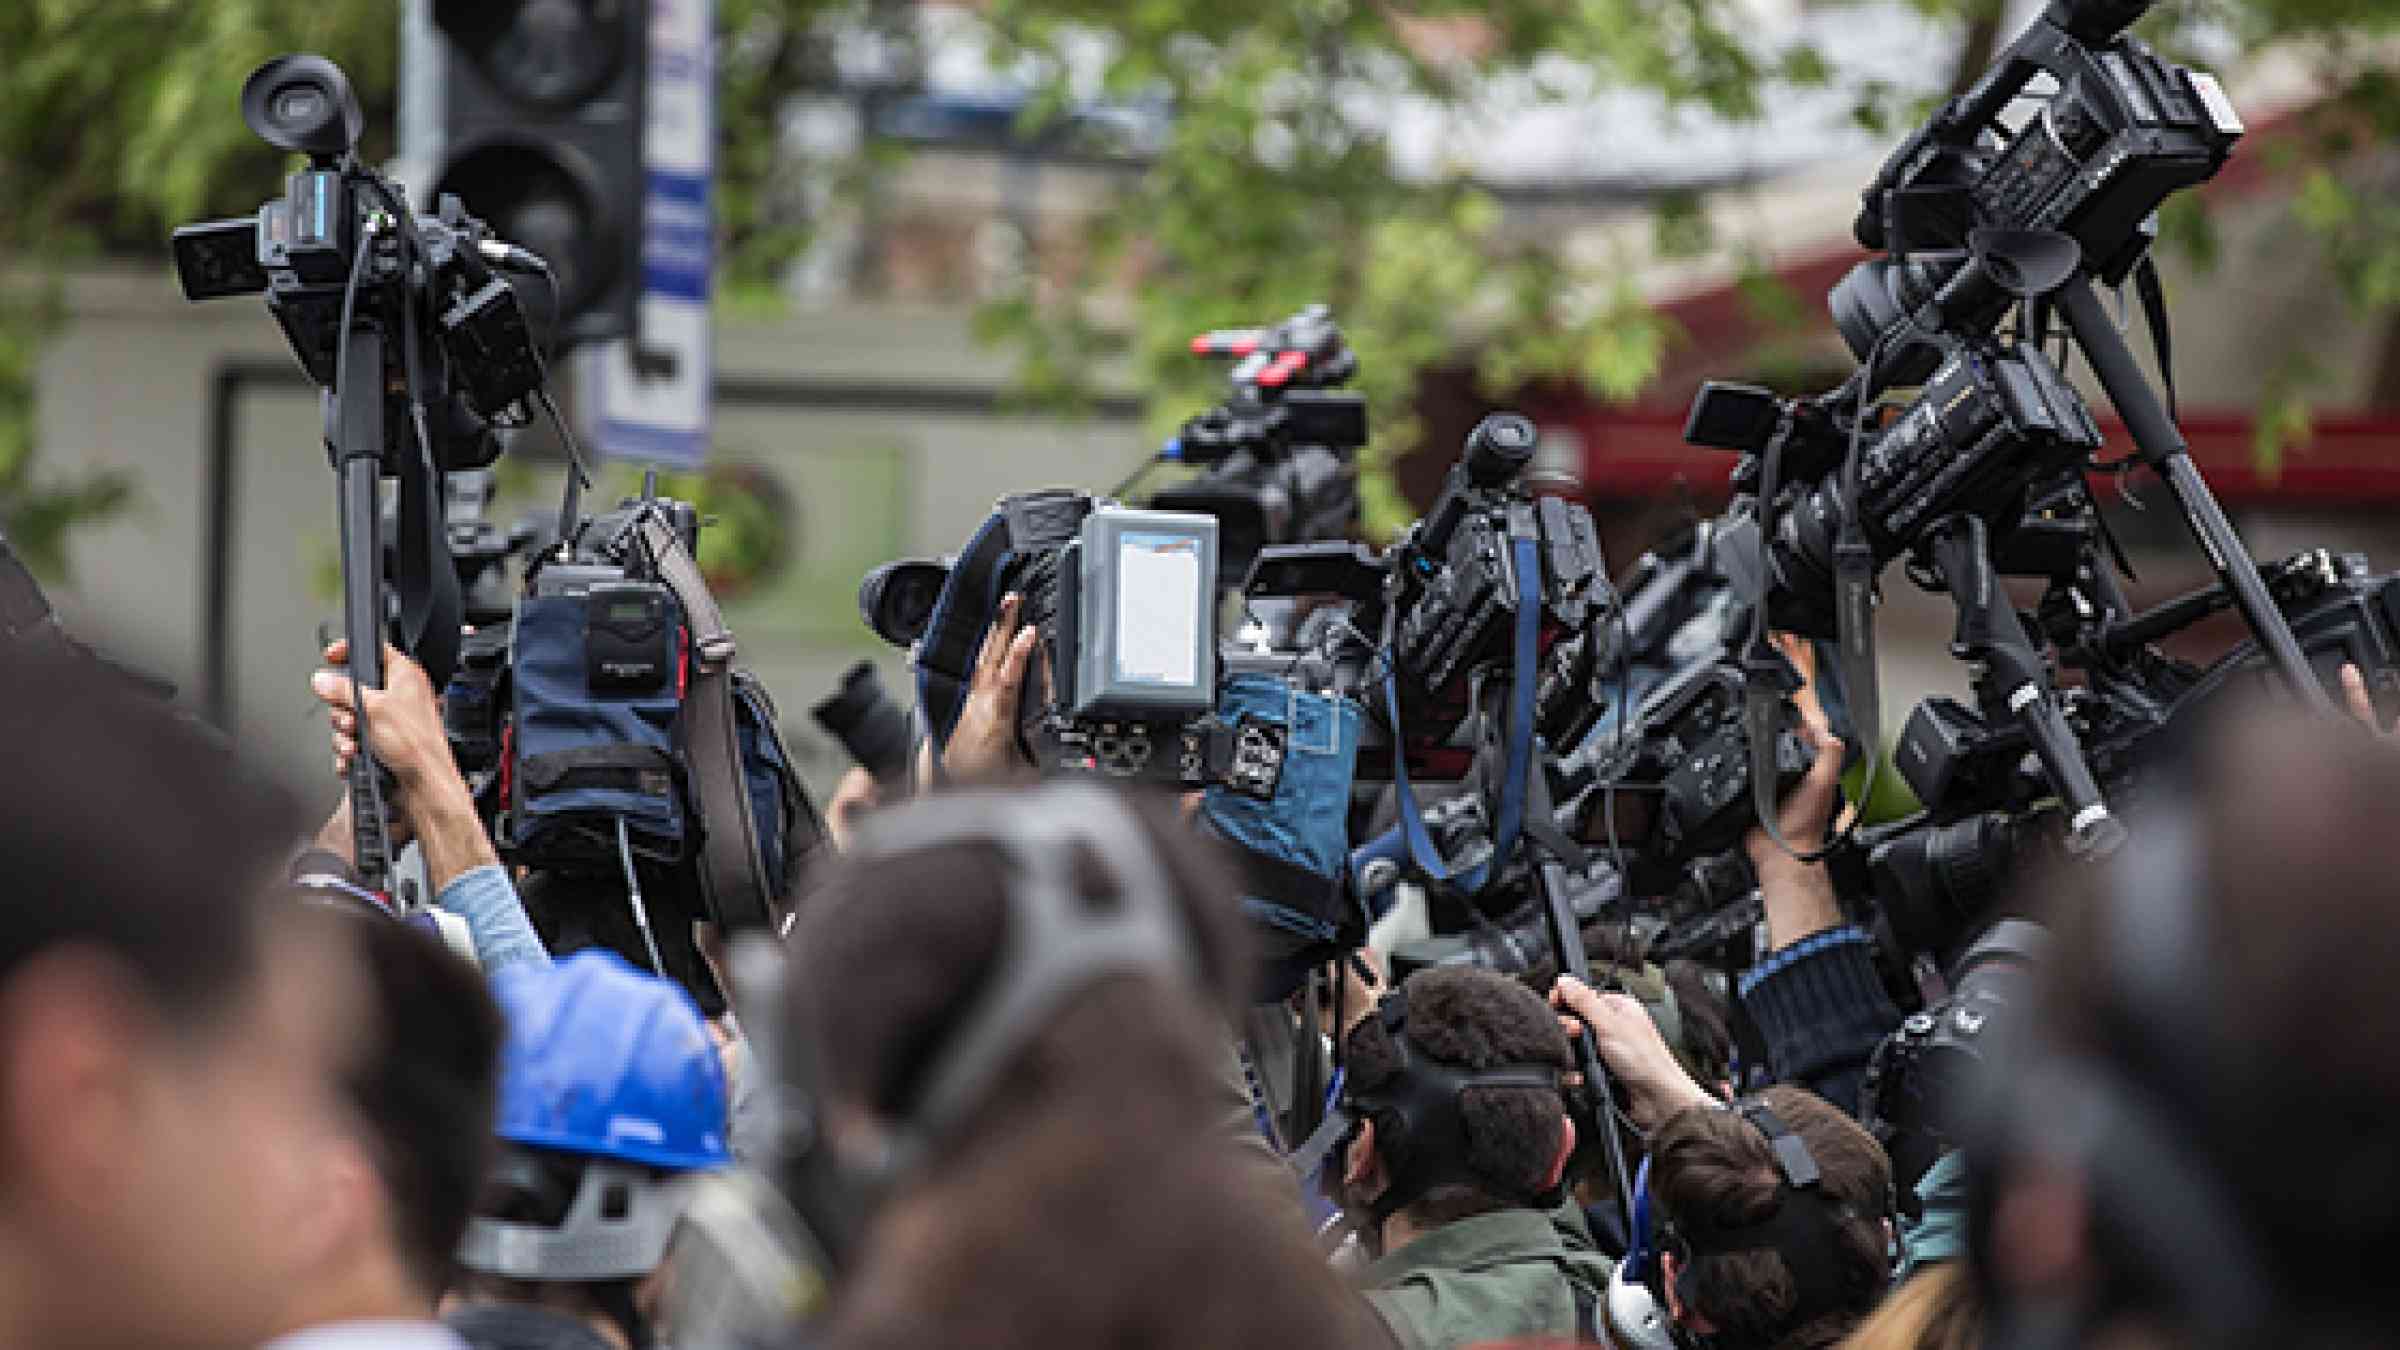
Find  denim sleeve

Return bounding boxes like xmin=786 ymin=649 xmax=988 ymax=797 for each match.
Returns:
xmin=1737 ymin=924 xmax=1900 ymax=1118
xmin=435 ymin=863 xmax=552 ymax=975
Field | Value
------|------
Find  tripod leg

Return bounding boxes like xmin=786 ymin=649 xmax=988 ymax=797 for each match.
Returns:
xmin=334 ymin=324 xmax=395 ymax=891
xmin=1926 ymin=517 xmax=2125 ymax=858
xmin=2053 ymin=274 xmax=2333 ymax=715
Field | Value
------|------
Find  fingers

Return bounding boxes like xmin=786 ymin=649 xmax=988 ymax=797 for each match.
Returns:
xmin=1550 ymin=973 xmax=1603 ymax=1024
xmin=310 ymin=667 xmax=356 ymax=712
xmin=976 ymin=594 xmax=1024 ymax=679
xmin=319 ymin=640 xmax=422 ymax=691
xmin=992 ymin=623 xmax=1039 ymax=718
xmin=2342 ymin=663 xmax=2380 ymax=732
xmin=1806 ymin=723 xmax=1846 ymax=787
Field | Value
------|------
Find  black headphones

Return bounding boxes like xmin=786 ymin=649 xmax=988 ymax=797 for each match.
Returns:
xmin=1290 ymin=984 xmax=1565 ymax=1233
xmin=1649 ymin=1096 xmax=1895 ymax=1350
xmin=1965 ymin=812 xmax=2275 ymax=1350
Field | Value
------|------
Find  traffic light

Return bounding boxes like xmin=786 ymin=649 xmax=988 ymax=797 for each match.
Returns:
xmin=430 ymin=0 xmax=646 ymax=352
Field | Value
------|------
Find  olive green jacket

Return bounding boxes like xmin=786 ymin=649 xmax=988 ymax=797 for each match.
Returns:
xmin=1359 ymin=1204 xmax=1614 ymax=1350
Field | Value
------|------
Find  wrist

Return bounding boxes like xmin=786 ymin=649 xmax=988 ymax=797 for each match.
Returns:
xmin=388 ymin=745 xmax=453 ymax=795
xmin=1761 ymin=865 xmax=1845 ymax=950
xmin=1632 ymin=1070 xmax=1714 ymax=1131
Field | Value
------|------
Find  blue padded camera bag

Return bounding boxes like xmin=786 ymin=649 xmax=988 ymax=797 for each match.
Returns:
xmin=508 ymin=591 xmax=689 ymax=864
xmin=1203 ymin=672 xmax=1366 ymax=1000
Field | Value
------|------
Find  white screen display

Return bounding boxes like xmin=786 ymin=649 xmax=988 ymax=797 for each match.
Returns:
xmin=1114 ymin=531 xmax=1203 ymax=687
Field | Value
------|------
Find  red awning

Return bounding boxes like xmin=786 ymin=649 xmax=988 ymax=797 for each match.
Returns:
xmin=1527 ymin=405 xmax=2400 ymax=506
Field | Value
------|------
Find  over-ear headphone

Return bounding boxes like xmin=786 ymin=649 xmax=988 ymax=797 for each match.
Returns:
xmin=663 ymin=783 xmax=1213 ymax=1345
xmin=1289 ymin=983 xmax=1566 ymax=1234
xmin=1608 ymin=1095 xmax=1894 ymax=1350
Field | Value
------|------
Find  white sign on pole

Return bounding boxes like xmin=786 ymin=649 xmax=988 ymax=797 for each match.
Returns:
xmin=594 ymin=0 xmax=714 ymax=467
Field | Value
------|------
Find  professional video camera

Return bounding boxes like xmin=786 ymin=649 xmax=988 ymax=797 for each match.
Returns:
xmin=1246 ymin=413 xmax=1616 ymax=780
xmin=170 ymin=53 xmax=555 ymax=892
xmin=1538 ymin=0 xmax=2400 ymax=978
xmin=171 ymin=56 xmax=546 ymax=458
xmin=1149 ymin=305 xmax=1367 ymax=588
xmin=440 ymin=476 xmax=825 ymax=936
xmin=859 ymin=306 xmax=1376 ymax=790
xmin=1862 ymin=920 xmax=2046 ymax=1193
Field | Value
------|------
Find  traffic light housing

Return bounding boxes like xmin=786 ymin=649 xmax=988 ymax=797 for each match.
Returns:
xmin=430 ymin=0 xmax=646 ymax=352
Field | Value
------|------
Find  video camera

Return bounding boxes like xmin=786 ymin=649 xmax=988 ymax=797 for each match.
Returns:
xmin=942 ymin=492 xmax=1259 ymax=789
xmin=1150 ymin=305 xmax=1366 ymax=589
xmin=1472 ymin=0 xmax=2400 ymax=984
xmin=171 ymin=56 xmax=544 ymax=463
xmin=1245 ymin=413 xmax=1614 ymax=781
xmin=170 ymin=52 xmax=557 ymax=891
xmin=1862 ymin=920 xmax=2047 ymax=1193
xmin=442 ymin=478 xmax=824 ymax=936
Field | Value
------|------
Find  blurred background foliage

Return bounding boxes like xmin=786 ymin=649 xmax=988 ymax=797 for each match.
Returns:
xmin=0 ymin=0 xmax=2393 ymax=562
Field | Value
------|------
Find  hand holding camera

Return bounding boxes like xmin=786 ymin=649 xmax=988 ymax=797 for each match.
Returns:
xmin=943 ymin=591 xmax=1042 ymax=785
xmin=313 ymin=638 xmax=498 ymax=892
xmin=1549 ymin=974 xmax=1714 ymax=1131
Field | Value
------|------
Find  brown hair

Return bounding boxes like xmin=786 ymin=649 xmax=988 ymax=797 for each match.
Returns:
xmin=1650 ymin=1084 xmax=1893 ymax=1350
xmin=1840 ymin=1265 xmax=1979 ymax=1350
xmin=785 ymin=785 xmax=1388 ymax=1350
xmin=1341 ymin=965 xmax=1574 ymax=1226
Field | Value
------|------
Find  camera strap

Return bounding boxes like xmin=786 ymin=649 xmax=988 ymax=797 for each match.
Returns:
xmin=1382 ymin=530 xmax=1542 ymax=896
xmin=1741 ymin=418 xmax=1811 ymax=859
xmin=635 ymin=513 xmax=781 ymax=932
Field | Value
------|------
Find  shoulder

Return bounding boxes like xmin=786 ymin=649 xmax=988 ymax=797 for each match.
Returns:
xmin=1361 ymin=1215 xmax=1608 ymax=1350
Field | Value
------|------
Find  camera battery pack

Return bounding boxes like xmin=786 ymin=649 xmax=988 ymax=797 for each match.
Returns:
xmin=585 ymin=581 xmax=675 ymax=692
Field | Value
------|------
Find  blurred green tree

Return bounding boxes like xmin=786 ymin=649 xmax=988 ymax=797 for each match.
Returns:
xmin=0 ymin=0 xmax=2393 ymax=564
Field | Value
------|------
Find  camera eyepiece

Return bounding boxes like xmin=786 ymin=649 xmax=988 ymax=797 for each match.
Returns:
xmin=858 ymin=558 xmax=952 ymax=649
xmin=1462 ymin=413 xmax=1537 ymax=489
xmin=241 ymin=54 xmax=364 ymax=162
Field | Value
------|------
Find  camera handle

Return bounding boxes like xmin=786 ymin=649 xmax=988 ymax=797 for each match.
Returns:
xmin=2052 ymin=273 xmax=2334 ymax=716
xmin=332 ymin=322 xmax=398 ymax=893
xmin=1530 ymin=856 xmax=1642 ymax=1235
xmin=1921 ymin=515 xmax=2126 ymax=859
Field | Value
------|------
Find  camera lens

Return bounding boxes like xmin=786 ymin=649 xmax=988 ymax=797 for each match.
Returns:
xmin=810 ymin=661 xmax=914 ymax=787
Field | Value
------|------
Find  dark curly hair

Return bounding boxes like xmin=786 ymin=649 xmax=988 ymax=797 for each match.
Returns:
xmin=1341 ymin=965 xmax=1575 ymax=1226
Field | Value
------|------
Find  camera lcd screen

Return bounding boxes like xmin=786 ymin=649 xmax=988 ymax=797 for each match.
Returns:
xmin=1073 ymin=507 xmax=1218 ymax=719
xmin=1114 ymin=532 xmax=1204 ymax=687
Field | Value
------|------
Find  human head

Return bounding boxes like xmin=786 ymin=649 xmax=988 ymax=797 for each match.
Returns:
xmin=270 ymin=910 xmax=503 ymax=1332
xmin=0 ymin=640 xmax=365 ymax=1350
xmin=1972 ymin=706 xmax=2400 ymax=1349
xmin=1338 ymin=965 xmax=1578 ymax=1238
xmin=453 ymin=949 xmax=730 ymax=1345
xmin=1648 ymin=1085 xmax=1895 ymax=1349
xmin=781 ymin=782 xmax=1387 ymax=1348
